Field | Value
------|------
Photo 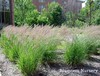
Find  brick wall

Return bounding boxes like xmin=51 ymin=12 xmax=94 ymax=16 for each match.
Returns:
xmin=33 ymin=0 xmax=83 ymax=13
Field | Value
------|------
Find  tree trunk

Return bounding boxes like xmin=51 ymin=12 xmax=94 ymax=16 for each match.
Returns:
xmin=10 ymin=0 xmax=14 ymax=25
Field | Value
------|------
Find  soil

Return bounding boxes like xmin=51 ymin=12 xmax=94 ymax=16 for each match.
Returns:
xmin=37 ymin=55 xmax=100 ymax=76
xmin=0 ymin=48 xmax=100 ymax=76
xmin=0 ymin=48 xmax=23 ymax=76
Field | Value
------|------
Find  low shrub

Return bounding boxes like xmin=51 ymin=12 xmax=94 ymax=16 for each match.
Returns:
xmin=92 ymin=10 xmax=100 ymax=25
xmin=64 ymin=12 xmax=75 ymax=27
xmin=37 ymin=15 xmax=49 ymax=25
xmin=75 ymin=19 xmax=85 ymax=28
xmin=47 ymin=2 xmax=66 ymax=26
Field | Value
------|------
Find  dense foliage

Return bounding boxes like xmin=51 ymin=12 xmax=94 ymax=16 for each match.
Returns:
xmin=14 ymin=0 xmax=35 ymax=26
xmin=79 ymin=0 xmax=100 ymax=25
xmin=14 ymin=1 xmax=65 ymax=26
xmin=14 ymin=0 xmax=100 ymax=26
xmin=64 ymin=0 xmax=100 ymax=27
xmin=47 ymin=2 xmax=66 ymax=26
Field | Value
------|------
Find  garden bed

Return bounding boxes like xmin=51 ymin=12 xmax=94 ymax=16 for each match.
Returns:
xmin=0 ymin=25 xmax=100 ymax=76
xmin=0 ymin=49 xmax=100 ymax=76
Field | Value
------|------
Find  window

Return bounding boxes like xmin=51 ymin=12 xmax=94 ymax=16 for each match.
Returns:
xmin=0 ymin=0 xmax=10 ymax=24
xmin=39 ymin=5 xmax=45 ymax=11
xmin=4 ymin=0 xmax=10 ymax=10
xmin=0 ymin=0 xmax=2 ymax=11
xmin=39 ymin=0 xmax=45 ymax=3
xmin=63 ymin=1 xmax=67 ymax=4
xmin=52 ymin=0 xmax=57 ymax=2
xmin=62 ymin=0 xmax=68 ymax=5
xmin=0 ymin=0 xmax=10 ymax=11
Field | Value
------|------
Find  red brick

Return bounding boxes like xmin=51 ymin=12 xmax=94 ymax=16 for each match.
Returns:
xmin=33 ymin=0 xmax=84 ymax=13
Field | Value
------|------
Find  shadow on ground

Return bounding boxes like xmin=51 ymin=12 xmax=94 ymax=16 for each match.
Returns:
xmin=35 ymin=55 xmax=100 ymax=76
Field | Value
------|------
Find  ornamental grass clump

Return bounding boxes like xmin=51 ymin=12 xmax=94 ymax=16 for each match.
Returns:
xmin=18 ymin=39 xmax=45 ymax=76
xmin=42 ymin=37 xmax=60 ymax=63
xmin=64 ymin=35 xmax=88 ymax=66
xmin=0 ymin=25 xmax=62 ymax=76
xmin=0 ymin=34 xmax=21 ymax=62
xmin=17 ymin=37 xmax=60 ymax=76
xmin=85 ymin=37 xmax=100 ymax=55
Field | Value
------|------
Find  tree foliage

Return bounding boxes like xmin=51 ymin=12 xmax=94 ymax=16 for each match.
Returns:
xmin=47 ymin=2 xmax=66 ymax=26
xmin=79 ymin=0 xmax=100 ymax=25
xmin=14 ymin=1 xmax=66 ymax=26
xmin=14 ymin=0 xmax=35 ymax=25
xmin=14 ymin=0 xmax=100 ymax=26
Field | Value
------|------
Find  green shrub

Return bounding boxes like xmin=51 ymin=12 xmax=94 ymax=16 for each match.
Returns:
xmin=64 ymin=35 xmax=87 ymax=66
xmin=64 ymin=12 xmax=76 ymax=27
xmin=92 ymin=10 xmax=100 ymax=25
xmin=14 ymin=0 xmax=36 ymax=26
xmin=37 ymin=15 xmax=49 ymax=25
xmin=25 ymin=9 xmax=40 ymax=25
xmin=47 ymin=2 xmax=66 ymax=26
xmin=78 ymin=8 xmax=87 ymax=23
xmin=75 ymin=19 xmax=84 ymax=28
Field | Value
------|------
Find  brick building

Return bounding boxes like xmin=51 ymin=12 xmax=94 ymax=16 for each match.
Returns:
xmin=0 ymin=0 xmax=14 ymax=25
xmin=0 ymin=0 xmax=10 ymax=24
xmin=33 ymin=0 xmax=85 ymax=13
